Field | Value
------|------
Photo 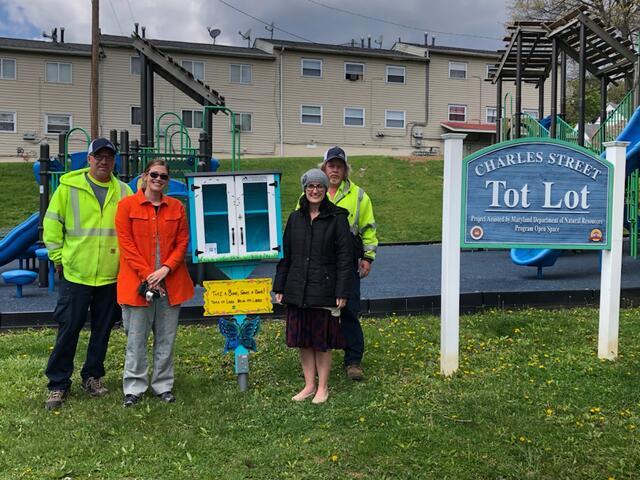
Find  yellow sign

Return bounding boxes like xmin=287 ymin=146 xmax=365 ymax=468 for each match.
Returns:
xmin=202 ymin=278 xmax=273 ymax=316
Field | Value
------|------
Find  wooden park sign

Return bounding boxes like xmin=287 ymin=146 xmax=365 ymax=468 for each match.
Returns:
xmin=461 ymin=138 xmax=612 ymax=250
xmin=440 ymin=134 xmax=628 ymax=376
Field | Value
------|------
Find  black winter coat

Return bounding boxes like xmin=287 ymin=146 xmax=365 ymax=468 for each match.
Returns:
xmin=273 ymin=201 xmax=353 ymax=308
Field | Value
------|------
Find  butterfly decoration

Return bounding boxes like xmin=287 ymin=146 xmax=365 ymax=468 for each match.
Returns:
xmin=218 ymin=317 xmax=261 ymax=353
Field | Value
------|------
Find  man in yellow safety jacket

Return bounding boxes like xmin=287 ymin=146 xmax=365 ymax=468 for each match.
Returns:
xmin=321 ymin=146 xmax=378 ymax=381
xmin=43 ymin=138 xmax=132 ymax=409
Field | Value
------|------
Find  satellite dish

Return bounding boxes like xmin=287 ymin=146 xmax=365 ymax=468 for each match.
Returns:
xmin=374 ymin=34 xmax=384 ymax=48
xmin=238 ymin=29 xmax=252 ymax=47
xmin=265 ymin=22 xmax=275 ymax=39
xmin=207 ymin=27 xmax=221 ymax=44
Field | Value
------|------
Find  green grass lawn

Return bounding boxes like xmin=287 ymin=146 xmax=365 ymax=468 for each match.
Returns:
xmin=2 ymin=308 xmax=640 ymax=479
xmin=0 ymin=156 xmax=444 ymax=243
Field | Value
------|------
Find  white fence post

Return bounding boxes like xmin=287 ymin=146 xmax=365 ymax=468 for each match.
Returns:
xmin=440 ymin=133 xmax=466 ymax=376
xmin=598 ymin=141 xmax=629 ymax=360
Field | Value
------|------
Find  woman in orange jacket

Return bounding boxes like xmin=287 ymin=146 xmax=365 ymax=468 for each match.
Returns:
xmin=115 ymin=160 xmax=194 ymax=407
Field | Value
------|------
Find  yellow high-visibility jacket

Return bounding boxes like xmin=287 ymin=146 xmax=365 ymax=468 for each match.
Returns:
xmin=328 ymin=179 xmax=378 ymax=262
xmin=43 ymin=168 xmax=132 ymax=286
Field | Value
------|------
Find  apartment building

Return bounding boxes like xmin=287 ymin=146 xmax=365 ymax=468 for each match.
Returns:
xmin=0 ymin=33 xmax=551 ymax=161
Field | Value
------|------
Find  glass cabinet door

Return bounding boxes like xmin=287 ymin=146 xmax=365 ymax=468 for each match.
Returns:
xmin=193 ymin=176 xmax=237 ymax=261
xmin=235 ymin=174 xmax=280 ymax=258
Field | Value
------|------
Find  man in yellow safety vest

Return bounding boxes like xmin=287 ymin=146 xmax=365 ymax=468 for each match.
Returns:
xmin=320 ymin=146 xmax=378 ymax=381
xmin=43 ymin=138 xmax=132 ymax=409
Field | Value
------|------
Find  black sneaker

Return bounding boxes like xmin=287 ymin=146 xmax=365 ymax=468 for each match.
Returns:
xmin=123 ymin=394 xmax=140 ymax=407
xmin=45 ymin=389 xmax=68 ymax=410
xmin=157 ymin=391 xmax=176 ymax=403
xmin=82 ymin=377 xmax=108 ymax=397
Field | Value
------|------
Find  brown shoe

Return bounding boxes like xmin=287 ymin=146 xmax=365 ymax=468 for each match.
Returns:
xmin=45 ymin=389 xmax=68 ymax=410
xmin=345 ymin=364 xmax=364 ymax=381
xmin=82 ymin=377 xmax=108 ymax=397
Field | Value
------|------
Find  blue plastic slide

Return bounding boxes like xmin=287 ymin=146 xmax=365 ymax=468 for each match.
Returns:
xmin=511 ymin=107 xmax=640 ymax=275
xmin=0 ymin=213 xmax=39 ymax=267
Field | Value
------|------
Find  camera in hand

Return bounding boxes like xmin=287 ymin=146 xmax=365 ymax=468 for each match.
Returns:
xmin=138 ymin=281 xmax=161 ymax=302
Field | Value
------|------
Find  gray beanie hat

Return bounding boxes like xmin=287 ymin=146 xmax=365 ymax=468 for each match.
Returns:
xmin=300 ymin=168 xmax=329 ymax=190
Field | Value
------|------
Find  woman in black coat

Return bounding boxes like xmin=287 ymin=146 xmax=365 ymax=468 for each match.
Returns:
xmin=273 ymin=168 xmax=353 ymax=404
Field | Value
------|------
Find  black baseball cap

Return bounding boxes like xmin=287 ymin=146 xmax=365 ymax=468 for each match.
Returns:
xmin=88 ymin=138 xmax=117 ymax=156
xmin=323 ymin=146 xmax=348 ymax=165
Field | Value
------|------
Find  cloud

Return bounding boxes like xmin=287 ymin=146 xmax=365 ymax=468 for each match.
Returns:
xmin=0 ymin=0 xmax=510 ymax=50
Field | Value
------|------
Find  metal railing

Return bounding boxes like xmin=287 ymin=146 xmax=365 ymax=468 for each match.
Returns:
xmin=591 ymin=89 xmax=635 ymax=154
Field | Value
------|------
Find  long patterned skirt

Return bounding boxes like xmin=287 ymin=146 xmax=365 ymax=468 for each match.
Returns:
xmin=285 ymin=305 xmax=346 ymax=352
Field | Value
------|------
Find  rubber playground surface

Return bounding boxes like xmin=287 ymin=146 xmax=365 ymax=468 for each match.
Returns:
xmin=3 ymin=241 xmax=640 ymax=328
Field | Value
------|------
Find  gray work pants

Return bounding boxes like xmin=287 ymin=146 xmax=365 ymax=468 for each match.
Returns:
xmin=122 ymin=297 xmax=180 ymax=396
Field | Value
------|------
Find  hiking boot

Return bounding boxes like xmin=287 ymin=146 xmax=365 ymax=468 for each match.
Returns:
xmin=157 ymin=391 xmax=176 ymax=403
xmin=345 ymin=364 xmax=364 ymax=381
xmin=45 ymin=389 xmax=68 ymax=410
xmin=82 ymin=377 xmax=108 ymax=397
xmin=123 ymin=394 xmax=140 ymax=407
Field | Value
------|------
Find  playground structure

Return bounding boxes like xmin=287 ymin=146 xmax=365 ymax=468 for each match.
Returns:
xmin=0 ymin=31 xmax=280 ymax=390
xmin=489 ymin=9 xmax=640 ymax=276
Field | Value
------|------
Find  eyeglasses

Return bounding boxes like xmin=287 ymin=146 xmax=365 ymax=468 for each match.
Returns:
xmin=305 ymin=184 xmax=325 ymax=192
xmin=92 ymin=154 xmax=115 ymax=163
xmin=148 ymin=172 xmax=169 ymax=181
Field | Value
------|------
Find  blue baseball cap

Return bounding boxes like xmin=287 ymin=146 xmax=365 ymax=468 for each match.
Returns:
xmin=88 ymin=137 xmax=117 ymax=156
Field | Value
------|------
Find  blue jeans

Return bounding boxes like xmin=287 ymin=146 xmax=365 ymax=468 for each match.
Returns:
xmin=45 ymin=277 xmax=118 ymax=391
xmin=341 ymin=264 xmax=364 ymax=366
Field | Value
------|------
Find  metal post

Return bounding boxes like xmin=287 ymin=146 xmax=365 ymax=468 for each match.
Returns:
xmin=120 ymin=130 xmax=130 ymax=182
xmin=90 ymin=0 xmax=99 ymax=138
xmin=515 ymin=32 xmax=522 ymax=138
xmin=198 ymin=132 xmax=209 ymax=172
xmin=140 ymin=56 xmax=148 ymax=147
xmin=109 ymin=129 xmax=118 ymax=150
xmin=538 ymin=78 xmax=545 ymax=122
xmin=58 ymin=132 xmax=66 ymax=169
xmin=560 ymin=51 xmax=567 ymax=118
xmin=550 ymin=38 xmax=558 ymax=138
xmin=496 ymin=79 xmax=502 ymax=142
xmin=600 ymin=77 xmax=608 ymax=128
xmin=145 ymin=62 xmax=154 ymax=148
xmin=38 ymin=143 xmax=50 ymax=288
xmin=578 ymin=22 xmax=587 ymax=146
xmin=130 ymin=139 xmax=140 ymax=178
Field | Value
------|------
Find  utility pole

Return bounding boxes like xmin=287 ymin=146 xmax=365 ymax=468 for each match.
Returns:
xmin=90 ymin=0 xmax=99 ymax=139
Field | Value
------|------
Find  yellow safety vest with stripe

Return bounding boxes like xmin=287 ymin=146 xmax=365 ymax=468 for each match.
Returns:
xmin=328 ymin=179 xmax=378 ymax=261
xmin=43 ymin=168 xmax=132 ymax=286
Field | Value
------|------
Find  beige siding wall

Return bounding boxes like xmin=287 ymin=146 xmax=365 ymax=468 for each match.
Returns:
xmin=0 ymin=51 xmax=91 ymax=161
xmin=100 ymin=46 xmax=279 ymax=157
xmin=426 ymin=52 xmax=553 ymax=152
xmin=278 ymin=50 xmax=426 ymax=156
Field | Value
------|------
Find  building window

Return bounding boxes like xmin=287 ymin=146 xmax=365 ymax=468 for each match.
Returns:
xmin=45 ymin=114 xmax=72 ymax=134
xmin=385 ymin=110 xmax=405 ymax=128
xmin=45 ymin=62 xmax=72 ymax=84
xmin=485 ymin=107 xmax=497 ymax=124
xmin=301 ymin=58 xmax=322 ymax=77
xmin=344 ymin=107 xmax=365 ymax=127
xmin=300 ymin=105 xmax=322 ymax=125
xmin=230 ymin=64 xmax=252 ymax=84
xmin=182 ymin=60 xmax=205 ymax=81
xmin=523 ymin=108 xmax=539 ymax=119
xmin=345 ymin=62 xmax=364 ymax=81
xmin=386 ymin=65 xmax=405 ymax=84
xmin=486 ymin=63 xmax=496 ymax=79
xmin=0 ymin=111 xmax=16 ymax=132
xmin=130 ymin=56 xmax=141 ymax=75
xmin=182 ymin=110 xmax=203 ymax=129
xmin=448 ymin=61 xmax=467 ymax=79
xmin=231 ymin=112 xmax=252 ymax=132
xmin=0 ymin=58 xmax=16 ymax=80
xmin=448 ymin=104 xmax=467 ymax=121
xmin=131 ymin=107 xmax=142 ymax=126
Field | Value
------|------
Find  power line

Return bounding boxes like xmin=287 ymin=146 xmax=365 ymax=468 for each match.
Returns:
xmin=306 ymin=0 xmax=502 ymax=42
xmin=124 ymin=0 xmax=137 ymax=28
xmin=106 ymin=0 xmax=124 ymax=35
xmin=215 ymin=0 xmax=317 ymax=44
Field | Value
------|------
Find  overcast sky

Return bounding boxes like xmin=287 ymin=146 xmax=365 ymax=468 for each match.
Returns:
xmin=0 ymin=0 xmax=512 ymax=51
